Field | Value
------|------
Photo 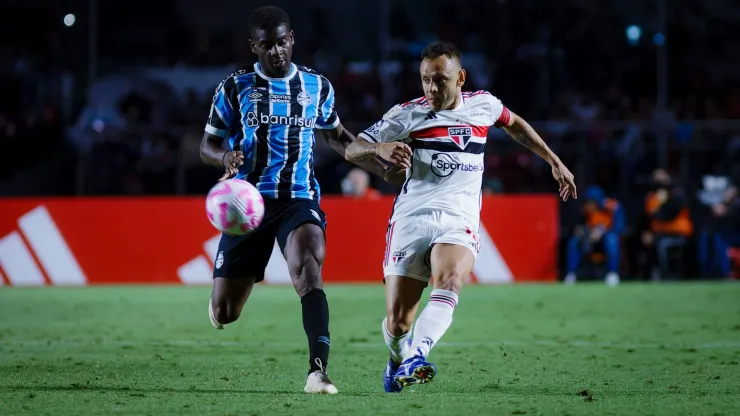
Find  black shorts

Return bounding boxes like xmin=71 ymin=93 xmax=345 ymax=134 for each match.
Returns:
xmin=212 ymin=198 xmax=327 ymax=282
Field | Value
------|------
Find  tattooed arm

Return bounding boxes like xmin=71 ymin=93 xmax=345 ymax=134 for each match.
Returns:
xmin=316 ymin=123 xmax=390 ymax=178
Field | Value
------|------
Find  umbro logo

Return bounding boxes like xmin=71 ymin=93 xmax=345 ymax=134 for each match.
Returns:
xmin=247 ymin=91 xmax=262 ymax=102
xmin=215 ymin=251 xmax=224 ymax=269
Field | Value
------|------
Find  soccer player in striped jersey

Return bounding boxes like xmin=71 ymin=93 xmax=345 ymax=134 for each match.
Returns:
xmin=199 ymin=6 xmax=411 ymax=394
xmin=346 ymin=41 xmax=577 ymax=392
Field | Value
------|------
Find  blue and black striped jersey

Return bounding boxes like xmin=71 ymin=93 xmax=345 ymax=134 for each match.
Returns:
xmin=205 ymin=62 xmax=339 ymax=201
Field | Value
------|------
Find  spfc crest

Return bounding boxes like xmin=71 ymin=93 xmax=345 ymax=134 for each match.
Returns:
xmin=447 ymin=127 xmax=472 ymax=149
xmin=392 ymin=250 xmax=407 ymax=264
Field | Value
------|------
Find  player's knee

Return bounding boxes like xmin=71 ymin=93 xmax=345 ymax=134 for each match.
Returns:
xmin=289 ymin=256 xmax=323 ymax=297
xmin=433 ymin=270 xmax=464 ymax=293
xmin=212 ymin=301 xmax=241 ymax=324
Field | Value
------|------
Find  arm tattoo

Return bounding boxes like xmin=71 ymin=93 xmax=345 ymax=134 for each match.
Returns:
xmin=345 ymin=141 xmax=378 ymax=162
xmin=319 ymin=126 xmax=380 ymax=166
xmin=503 ymin=121 xmax=557 ymax=165
xmin=503 ymin=125 xmax=537 ymax=151
xmin=329 ymin=130 xmax=385 ymax=176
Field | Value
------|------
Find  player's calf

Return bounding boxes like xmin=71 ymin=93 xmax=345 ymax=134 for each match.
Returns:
xmin=383 ymin=275 xmax=425 ymax=362
xmin=285 ymin=223 xmax=334 ymax=378
xmin=402 ymin=243 xmax=472 ymax=362
xmin=285 ymin=224 xmax=326 ymax=297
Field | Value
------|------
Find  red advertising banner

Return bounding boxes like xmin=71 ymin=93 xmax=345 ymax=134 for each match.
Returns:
xmin=0 ymin=196 xmax=558 ymax=286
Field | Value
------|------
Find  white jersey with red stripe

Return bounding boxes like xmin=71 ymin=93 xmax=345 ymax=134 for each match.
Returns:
xmin=358 ymin=90 xmax=510 ymax=225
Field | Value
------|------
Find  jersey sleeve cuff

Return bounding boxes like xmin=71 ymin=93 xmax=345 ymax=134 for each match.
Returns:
xmin=358 ymin=132 xmax=379 ymax=143
xmin=494 ymin=107 xmax=512 ymax=128
xmin=314 ymin=116 xmax=340 ymax=130
xmin=205 ymin=124 xmax=227 ymax=138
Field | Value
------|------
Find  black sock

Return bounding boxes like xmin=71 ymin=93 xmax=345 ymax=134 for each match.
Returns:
xmin=301 ymin=288 xmax=330 ymax=373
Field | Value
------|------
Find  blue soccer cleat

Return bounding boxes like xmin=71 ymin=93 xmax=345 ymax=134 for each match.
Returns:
xmin=384 ymin=359 xmax=403 ymax=392
xmin=393 ymin=352 xmax=437 ymax=387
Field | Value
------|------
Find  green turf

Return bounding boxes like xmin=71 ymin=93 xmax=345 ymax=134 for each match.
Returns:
xmin=1 ymin=283 xmax=739 ymax=415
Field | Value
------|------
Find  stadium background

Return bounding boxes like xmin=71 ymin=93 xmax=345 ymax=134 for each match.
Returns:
xmin=2 ymin=0 xmax=739 ymax=285
xmin=2 ymin=1 xmax=740 ymax=415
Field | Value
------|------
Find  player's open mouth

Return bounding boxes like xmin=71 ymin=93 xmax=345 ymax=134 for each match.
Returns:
xmin=272 ymin=59 xmax=286 ymax=67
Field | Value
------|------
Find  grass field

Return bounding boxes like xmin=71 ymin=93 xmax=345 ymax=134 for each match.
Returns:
xmin=1 ymin=283 xmax=739 ymax=415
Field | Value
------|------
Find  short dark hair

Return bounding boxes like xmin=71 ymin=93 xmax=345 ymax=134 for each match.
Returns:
xmin=248 ymin=6 xmax=291 ymax=38
xmin=421 ymin=41 xmax=461 ymax=62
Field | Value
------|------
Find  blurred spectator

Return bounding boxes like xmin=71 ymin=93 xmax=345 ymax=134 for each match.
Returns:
xmin=640 ymin=169 xmax=694 ymax=280
xmin=703 ymin=186 xmax=740 ymax=278
xmin=564 ymin=186 xmax=625 ymax=286
xmin=341 ymin=168 xmax=382 ymax=199
xmin=697 ymin=175 xmax=734 ymax=277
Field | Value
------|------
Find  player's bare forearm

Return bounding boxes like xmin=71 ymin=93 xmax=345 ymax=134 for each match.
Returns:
xmin=503 ymin=112 xmax=561 ymax=166
xmin=200 ymin=133 xmax=228 ymax=167
xmin=318 ymin=125 xmax=387 ymax=178
xmin=345 ymin=138 xmax=379 ymax=162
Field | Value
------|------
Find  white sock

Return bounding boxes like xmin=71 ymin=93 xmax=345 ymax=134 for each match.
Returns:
xmin=404 ymin=289 xmax=458 ymax=360
xmin=382 ymin=317 xmax=411 ymax=364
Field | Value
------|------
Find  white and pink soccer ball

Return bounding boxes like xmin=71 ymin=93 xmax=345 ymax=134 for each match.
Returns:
xmin=205 ymin=179 xmax=265 ymax=235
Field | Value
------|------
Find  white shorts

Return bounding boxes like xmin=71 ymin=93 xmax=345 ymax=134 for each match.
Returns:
xmin=383 ymin=211 xmax=480 ymax=282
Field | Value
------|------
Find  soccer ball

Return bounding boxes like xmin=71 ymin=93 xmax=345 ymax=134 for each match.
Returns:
xmin=205 ymin=179 xmax=265 ymax=235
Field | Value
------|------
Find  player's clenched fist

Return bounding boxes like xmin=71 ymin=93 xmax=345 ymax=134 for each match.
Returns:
xmin=219 ymin=151 xmax=244 ymax=181
xmin=377 ymin=142 xmax=412 ymax=169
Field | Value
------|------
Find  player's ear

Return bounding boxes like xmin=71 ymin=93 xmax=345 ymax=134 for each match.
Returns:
xmin=457 ymin=68 xmax=466 ymax=88
xmin=248 ymin=38 xmax=257 ymax=54
xmin=289 ymin=30 xmax=295 ymax=46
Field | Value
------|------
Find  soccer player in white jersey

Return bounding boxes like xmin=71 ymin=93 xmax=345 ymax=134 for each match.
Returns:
xmin=344 ymin=41 xmax=578 ymax=392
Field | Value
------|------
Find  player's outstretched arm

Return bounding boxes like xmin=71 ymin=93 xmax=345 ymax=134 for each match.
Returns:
xmin=316 ymin=123 xmax=390 ymax=178
xmin=502 ymin=111 xmax=578 ymax=201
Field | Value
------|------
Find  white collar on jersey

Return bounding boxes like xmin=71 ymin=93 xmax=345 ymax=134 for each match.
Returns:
xmin=254 ymin=62 xmax=298 ymax=81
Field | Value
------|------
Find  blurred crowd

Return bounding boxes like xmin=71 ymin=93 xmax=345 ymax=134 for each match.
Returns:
xmin=564 ymin=170 xmax=740 ymax=283
xmin=2 ymin=0 xmax=740 ymax=278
